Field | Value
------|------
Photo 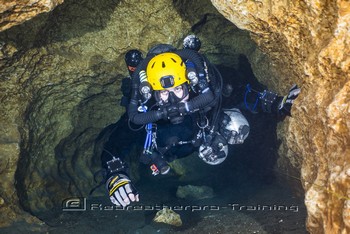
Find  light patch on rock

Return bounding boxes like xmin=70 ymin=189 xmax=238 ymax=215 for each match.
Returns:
xmin=153 ymin=208 xmax=182 ymax=227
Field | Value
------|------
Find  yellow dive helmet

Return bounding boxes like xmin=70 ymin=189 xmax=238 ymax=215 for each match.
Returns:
xmin=146 ymin=52 xmax=188 ymax=91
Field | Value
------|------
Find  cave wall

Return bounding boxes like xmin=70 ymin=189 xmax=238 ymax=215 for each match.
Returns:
xmin=211 ymin=0 xmax=350 ymax=233
xmin=2 ymin=0 xmax=349 ymax=232
xmin=0 ymin=0 xmax=270 ymax=227
xmin=0 ymin=0 xmax=64 ymax=32
xmin=0 ymin=0 xmax=191 ymax=225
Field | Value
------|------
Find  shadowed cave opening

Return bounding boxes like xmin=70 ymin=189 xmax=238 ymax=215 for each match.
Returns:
xmin=0 ymin=0 xmax=309 ymax=233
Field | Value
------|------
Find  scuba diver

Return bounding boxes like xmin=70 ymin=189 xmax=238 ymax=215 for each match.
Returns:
xmin=120 ymin=49 xmax=144 ymax=110
xmin=101 ymin=35 xmax=300 ymax=207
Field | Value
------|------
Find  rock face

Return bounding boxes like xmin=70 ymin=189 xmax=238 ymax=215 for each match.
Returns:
xmin=0 ymin=0 xmax=64 ymax=32
xmin=211 ymin=0 xmax=350 ymax=233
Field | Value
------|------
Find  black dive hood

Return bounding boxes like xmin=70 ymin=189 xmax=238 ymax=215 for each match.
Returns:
xmin=127 ymin=48 xmax=215 ymax=125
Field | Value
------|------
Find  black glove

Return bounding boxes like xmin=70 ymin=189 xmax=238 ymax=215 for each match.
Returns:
xmin=278 ymin=84 xmax=301 ymax=116
xmin=106 ymin=173 xmax=139 ymax=207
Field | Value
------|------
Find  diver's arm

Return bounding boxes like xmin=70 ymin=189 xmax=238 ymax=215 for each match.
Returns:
xmin=128 ymin=99 xmax=164 ymax=125
xmin=241 ymin=84 xmax=300 ymax=119
xmin=101 ymin=149 xmax=139 ymax=207
xmin=257 ymin=84 xmax=300 ymax=119
xmin=101 ymin=148 xmax=128 ymax=177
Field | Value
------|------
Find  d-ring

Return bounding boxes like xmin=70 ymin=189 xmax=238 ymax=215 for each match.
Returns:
xmin=197 ymin=116 xmax=209 ymax=129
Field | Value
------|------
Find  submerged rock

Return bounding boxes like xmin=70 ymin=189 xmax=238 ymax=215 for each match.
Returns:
xmin=176 ymin=185 xmax=214 ymax=200
xmin=153 ymin=208 xmax=182 ymax=227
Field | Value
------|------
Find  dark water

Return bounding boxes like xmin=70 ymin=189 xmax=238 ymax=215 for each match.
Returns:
xmin=0 ymin=56 xmax=308 ymax=233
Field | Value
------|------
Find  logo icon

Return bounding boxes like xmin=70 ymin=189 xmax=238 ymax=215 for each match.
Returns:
xmin=62 ymin=197 xmax=86 ymax=211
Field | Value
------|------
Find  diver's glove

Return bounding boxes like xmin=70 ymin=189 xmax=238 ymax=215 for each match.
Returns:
xmin=278 ymin=84 xmax=301 ymax=116
xmin=106 ymin=173 xmax=139 ymax=207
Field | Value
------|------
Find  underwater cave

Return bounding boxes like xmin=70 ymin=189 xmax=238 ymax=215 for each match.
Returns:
xmin=2 ymin=0 xmax=349 ymax=233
